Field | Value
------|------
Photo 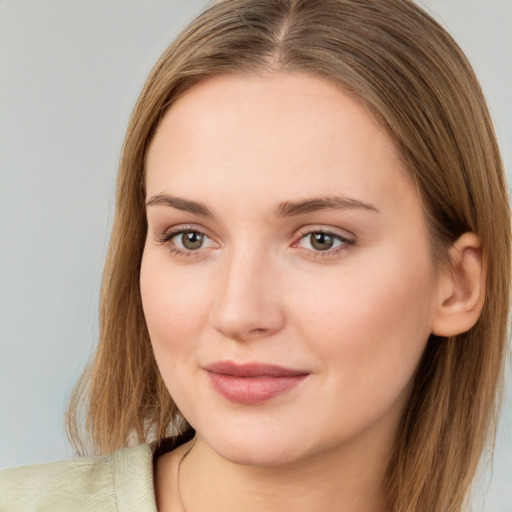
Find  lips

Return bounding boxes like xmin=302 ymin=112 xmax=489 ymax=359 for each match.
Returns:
xmin=204 ymin=361 xmax=309 ymax=405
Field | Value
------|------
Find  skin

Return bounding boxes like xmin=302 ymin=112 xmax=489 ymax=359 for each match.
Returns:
xmin=141 ymin=72 xmax=458 ymax=512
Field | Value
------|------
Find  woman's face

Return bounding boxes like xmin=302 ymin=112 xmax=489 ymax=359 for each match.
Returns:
xmin=141 ymin=72 xmax=441 ymax=466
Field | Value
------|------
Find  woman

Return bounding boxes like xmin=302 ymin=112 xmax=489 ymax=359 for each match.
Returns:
xmin=1 ymin=1 xmax=510 ymax=511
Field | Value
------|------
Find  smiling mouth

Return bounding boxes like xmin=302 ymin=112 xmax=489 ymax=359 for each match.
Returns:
xmin=204 ymin=361 xmax=310 ymax=404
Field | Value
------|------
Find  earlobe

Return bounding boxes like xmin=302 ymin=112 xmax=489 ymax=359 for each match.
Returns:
xmin=431 ymin=232 xmax=485 ymax=337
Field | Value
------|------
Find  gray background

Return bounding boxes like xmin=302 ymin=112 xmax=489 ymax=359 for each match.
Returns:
xmin=0 ymin=1 xmax=511 ymax=509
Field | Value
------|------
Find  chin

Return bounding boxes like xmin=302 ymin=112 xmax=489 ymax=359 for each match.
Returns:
xmin=214 ymin=439 xmax=300 ymax=467
xmin=194 ymin=417 xmax=316 ymax=468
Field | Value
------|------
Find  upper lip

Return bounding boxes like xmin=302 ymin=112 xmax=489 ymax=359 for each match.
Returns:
xmin=204 ymin=361 xmax=309 ymax=378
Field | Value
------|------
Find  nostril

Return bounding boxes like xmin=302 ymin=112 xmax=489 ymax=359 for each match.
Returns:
xmin=211 ymin=301 xmax=285 ymax=342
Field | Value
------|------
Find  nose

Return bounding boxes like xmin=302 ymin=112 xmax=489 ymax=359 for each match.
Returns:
xmin=210 ymin=248 xmax=286 ymax=342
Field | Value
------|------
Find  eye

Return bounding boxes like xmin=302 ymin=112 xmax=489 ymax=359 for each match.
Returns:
xmin=304 ymin=232 xmax=340 ymax=251
xmin=294 ymin=229 xmax=354 ymax=255
xmin=156 ymin=226 xmax=216 ymax=256
xmin=174 ymin=231 xmax=207 ymax=250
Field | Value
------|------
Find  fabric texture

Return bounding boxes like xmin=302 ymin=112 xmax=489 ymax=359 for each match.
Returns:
xmin=0 ymin=443 xmax=158 ymax=512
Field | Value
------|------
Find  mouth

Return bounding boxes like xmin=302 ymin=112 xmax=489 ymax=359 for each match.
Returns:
xmin=203 ymin=361 xmax=310 ymax=405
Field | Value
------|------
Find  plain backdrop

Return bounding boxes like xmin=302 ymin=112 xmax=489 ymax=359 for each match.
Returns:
xmin=1 ymin=1 xmax=511 ymax=510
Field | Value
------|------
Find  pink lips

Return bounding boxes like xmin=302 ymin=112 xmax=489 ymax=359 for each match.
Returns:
xmin=204 ymin=361 xmax=309 ymax=405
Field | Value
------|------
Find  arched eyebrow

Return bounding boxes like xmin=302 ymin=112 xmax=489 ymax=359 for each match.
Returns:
xmin=145 ymin=194 xmax=379 ymax=218
xmin=146 ymin=194 xmax=213 ymax=217
xmin=274 ymin=196 xmax=379 ymax=216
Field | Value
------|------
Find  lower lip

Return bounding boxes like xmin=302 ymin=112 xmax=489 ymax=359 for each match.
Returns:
xmin=207 ymin=373 xmax=308 ymax=405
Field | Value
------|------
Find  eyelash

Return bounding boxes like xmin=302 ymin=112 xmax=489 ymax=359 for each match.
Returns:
xmin=155 ymin=225 xmax=355 ymax=259
xmin=293 ymin=228 xmax=355 ymax=259
xmin=155 ymin=225 xmax=212 ymax=259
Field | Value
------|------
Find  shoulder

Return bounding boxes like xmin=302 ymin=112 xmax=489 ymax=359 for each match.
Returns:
xmin=0 ymin=453 xmax=115 ymax=511
xmin=0 ymin=443 xmax=157 ymax=512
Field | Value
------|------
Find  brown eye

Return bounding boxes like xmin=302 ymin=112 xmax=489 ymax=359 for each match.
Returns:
xmin=180 ymin=231 xmax=204 ymax=250
xmin=158 ymin=227 xmax=216 ymax=255
xmin=310 ymin=233 xmax=335 ymax=251
xmin=296 ymin=230 xmax=352 ymax=254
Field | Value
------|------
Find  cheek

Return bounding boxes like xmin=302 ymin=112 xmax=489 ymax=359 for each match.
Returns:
xmin=289 ymin=251 xmax=436 ymax=393
xmin=280 ymin=257 xmax=436 ymax=443
xmin=140 ymin=250 xmax=218 ymax=415
xmin=140 ymin=250 xmax=211 ymax=361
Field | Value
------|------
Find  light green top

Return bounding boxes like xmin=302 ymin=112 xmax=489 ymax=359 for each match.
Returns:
xmin=0 ymin=443 xmax=158 ymax=512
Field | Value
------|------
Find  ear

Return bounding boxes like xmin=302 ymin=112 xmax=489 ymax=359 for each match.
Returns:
xmin=431 ymin=232 xmax=485 ymax=337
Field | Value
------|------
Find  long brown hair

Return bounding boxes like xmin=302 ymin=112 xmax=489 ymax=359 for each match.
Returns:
xmin=67 ymin=1 xmax=511 ymax=510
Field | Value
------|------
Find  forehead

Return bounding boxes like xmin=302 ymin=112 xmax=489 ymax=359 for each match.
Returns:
xmin=145 ymin=72 xmax=416 ymax=215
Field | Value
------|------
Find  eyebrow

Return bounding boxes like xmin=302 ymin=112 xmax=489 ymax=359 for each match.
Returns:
xmin=145 ymin=194 xmax=213 ymax=217
xmin=145 ymin=193 xmax=379 ymax=218
xmin=274 ymin=196 xmax=379 ymax=216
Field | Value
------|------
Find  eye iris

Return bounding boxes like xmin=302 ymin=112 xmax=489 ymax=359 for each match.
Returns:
xmin=182 ymin=232 xmax=204 ymax=250
xmin=310 ymin=233 xmax=334 ymax=251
